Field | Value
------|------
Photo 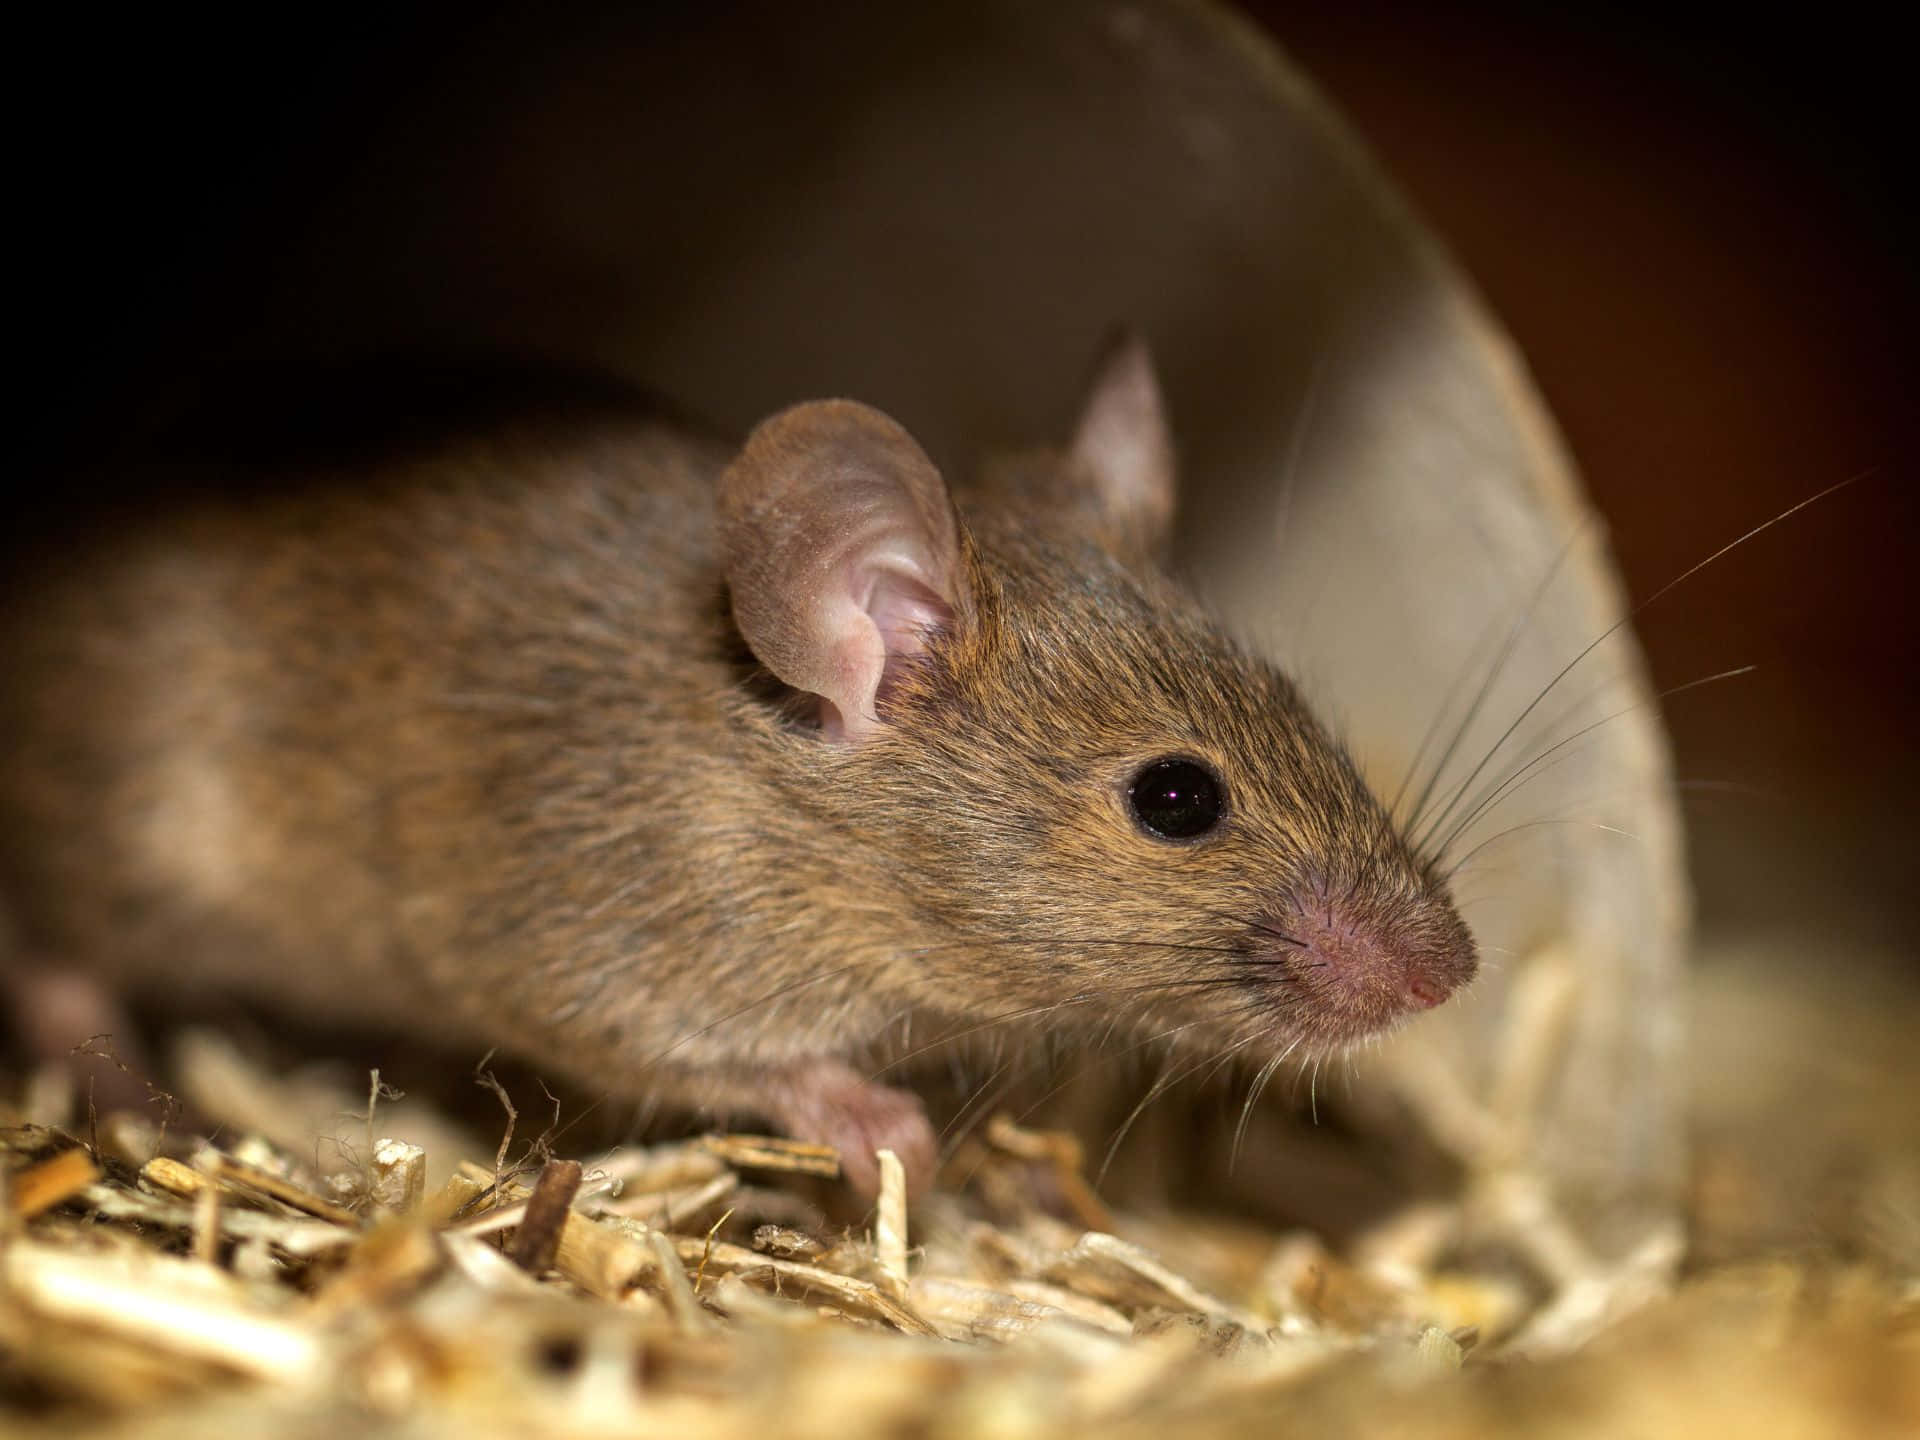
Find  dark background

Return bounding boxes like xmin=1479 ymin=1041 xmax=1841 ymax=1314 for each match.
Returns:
xmin=14 ymin=3 xmax=1914 ymax=953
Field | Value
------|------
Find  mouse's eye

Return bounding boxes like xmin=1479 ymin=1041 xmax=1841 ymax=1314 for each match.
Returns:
xmin=1127 ymin=758 xmax=1225 ymax=841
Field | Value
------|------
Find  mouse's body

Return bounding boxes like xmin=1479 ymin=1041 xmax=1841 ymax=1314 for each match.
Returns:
xmin=0 ymin=342 xmax=1475 ymax=1193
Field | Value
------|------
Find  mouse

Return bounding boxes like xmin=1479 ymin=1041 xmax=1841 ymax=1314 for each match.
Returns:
xmin=0 ymin=336 xmax=1476 ymax=1196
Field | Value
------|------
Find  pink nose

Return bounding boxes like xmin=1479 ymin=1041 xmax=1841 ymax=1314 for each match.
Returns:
xmin=1258 ymin=879 xmax=1476 ymax=1036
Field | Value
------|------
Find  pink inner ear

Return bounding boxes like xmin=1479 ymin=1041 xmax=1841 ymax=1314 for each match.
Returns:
xmin=866 ymin=570 xmax=953 ymax=679
xmin=817 ymin=566 xmax=953 ymax=742
xmin=719 ymin=399 xmax=968 ymax=744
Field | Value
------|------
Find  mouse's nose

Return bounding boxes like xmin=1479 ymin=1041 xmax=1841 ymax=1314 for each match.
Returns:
xmin=1252 ymin=874 xmax=1477 ymax=1040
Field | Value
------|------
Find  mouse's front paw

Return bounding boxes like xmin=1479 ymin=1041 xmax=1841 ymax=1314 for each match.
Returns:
xmin=768 ymin=1058 xmax=935 ymax=1200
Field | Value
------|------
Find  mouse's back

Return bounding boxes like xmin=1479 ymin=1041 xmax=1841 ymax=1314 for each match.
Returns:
xmin=0 ymin=403 xmax=732 ymax=1023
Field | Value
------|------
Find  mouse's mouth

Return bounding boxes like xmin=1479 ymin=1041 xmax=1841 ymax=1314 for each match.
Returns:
xmin=1244 ymin=875 xmax=1478 ymax=1045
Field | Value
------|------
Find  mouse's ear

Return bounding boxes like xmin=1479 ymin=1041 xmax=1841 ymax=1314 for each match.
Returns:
xmin=718 ymin=400 xmax=970 ymax=743
xmin=1068 ymin=331 xmax=1177 ymax=561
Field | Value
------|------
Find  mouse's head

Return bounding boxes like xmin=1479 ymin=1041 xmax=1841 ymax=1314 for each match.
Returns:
xmin=718 ymin=337 xmax=1476 ymax=1057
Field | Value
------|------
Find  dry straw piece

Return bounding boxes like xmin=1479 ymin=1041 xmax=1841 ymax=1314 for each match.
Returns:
xmin=1 ymin=1055 xmax=1916 ymax=1439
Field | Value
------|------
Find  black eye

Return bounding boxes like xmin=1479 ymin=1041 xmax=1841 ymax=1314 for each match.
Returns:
xmin=1127 ymin=758 xmax=1225 ymax=841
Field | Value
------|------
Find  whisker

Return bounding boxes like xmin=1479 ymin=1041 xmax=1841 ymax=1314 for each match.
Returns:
xmin=865 ymin=972 xmax=1273 ymax=1081
xmin=1230 ymin=1042 xmax=1299 ymax=1175
xmin=1410 ymin=472 xmax=1866 ymax=857
xmin=1272 ymin=352 xmax=1329 ymax=555
xmin=1399 ymin=528 xmax=1588 ymax=830
xmin=1243 ymin=919 xmax=1306 ymax=947
xmin=867 ymin=997 xmax=1101 ymax=1077
xmin=930 ymin=935 xmax=1260 ymax=961
xmin=1097 ymin=1033 xmax=1264 ymax=1186
xmin=1444 ymin=817 xmax=1640 ymax=880
xmin=1008 ymin=1016 xmax=1236 ymax=1130
xmin=1431 ymin=664 xmax=1755 ymax=861
xmin=935 ymin=1057 xmax=1019 ymax=1163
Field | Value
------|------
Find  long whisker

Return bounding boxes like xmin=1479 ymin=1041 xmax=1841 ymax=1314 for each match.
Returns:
xmin=864 ymin=972 xmax=1268 ymax=1081
xmin=1272 ymin=352 xmax=1329 ymax=554
xmin=1399 ymin=528 xmax=1587 ymax=830
xmin=1244 ymin=919 xmax=1306 ymax=948
xmin=1005 ymin=1025 xmax=1183 ymax=1129
xmin=1444 ymin=817 xmax=1640 ymax=880
xmin=1196 ymin=907 xmax=1305 ymax=948
xmin=935 ymin=1057 xmax=1020 ymax=1163
xmin=1412 ymin=472 xmax=1866 ymax=857
xmin=1431 ymin=664 xmax=1756 ymax=862
xmin=1388 ymin=606 xmax=1512 ymax=823
xmin=1230 ymin=1041 xmax=1300 ymax=1175
xmin=934 ymin=935 xmax=1260 ymax=960
xmin=1096 ymin=1033 xmax=1264 ymax=1186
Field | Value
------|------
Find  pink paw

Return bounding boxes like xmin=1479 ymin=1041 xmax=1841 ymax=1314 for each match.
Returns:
xmin=769 ymin=1060 xmax=936 ymax=1200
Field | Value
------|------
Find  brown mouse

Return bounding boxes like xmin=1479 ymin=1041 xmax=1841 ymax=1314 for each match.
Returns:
xmin=0 ymin=338 xmax=1475 ymax=1195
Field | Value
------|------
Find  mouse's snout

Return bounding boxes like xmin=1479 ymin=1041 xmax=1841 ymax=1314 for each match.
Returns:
xmin=1251 ymin=872 xmax=1477 ymax=1041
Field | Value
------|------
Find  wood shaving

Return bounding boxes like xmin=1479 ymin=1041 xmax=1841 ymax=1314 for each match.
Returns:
xmin=506 ymin=1158 xmax=584 ymax=1275
xmin=695 ymin=1134 xmax=842 ymax=1178
xmin=3 ymin=1029 xmax=1916 ymax=1439
xmin=5 ymin=1147 xmax=100 ymax=1220
xmin=873 ymin=1148 xmax=909 ymax=1303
